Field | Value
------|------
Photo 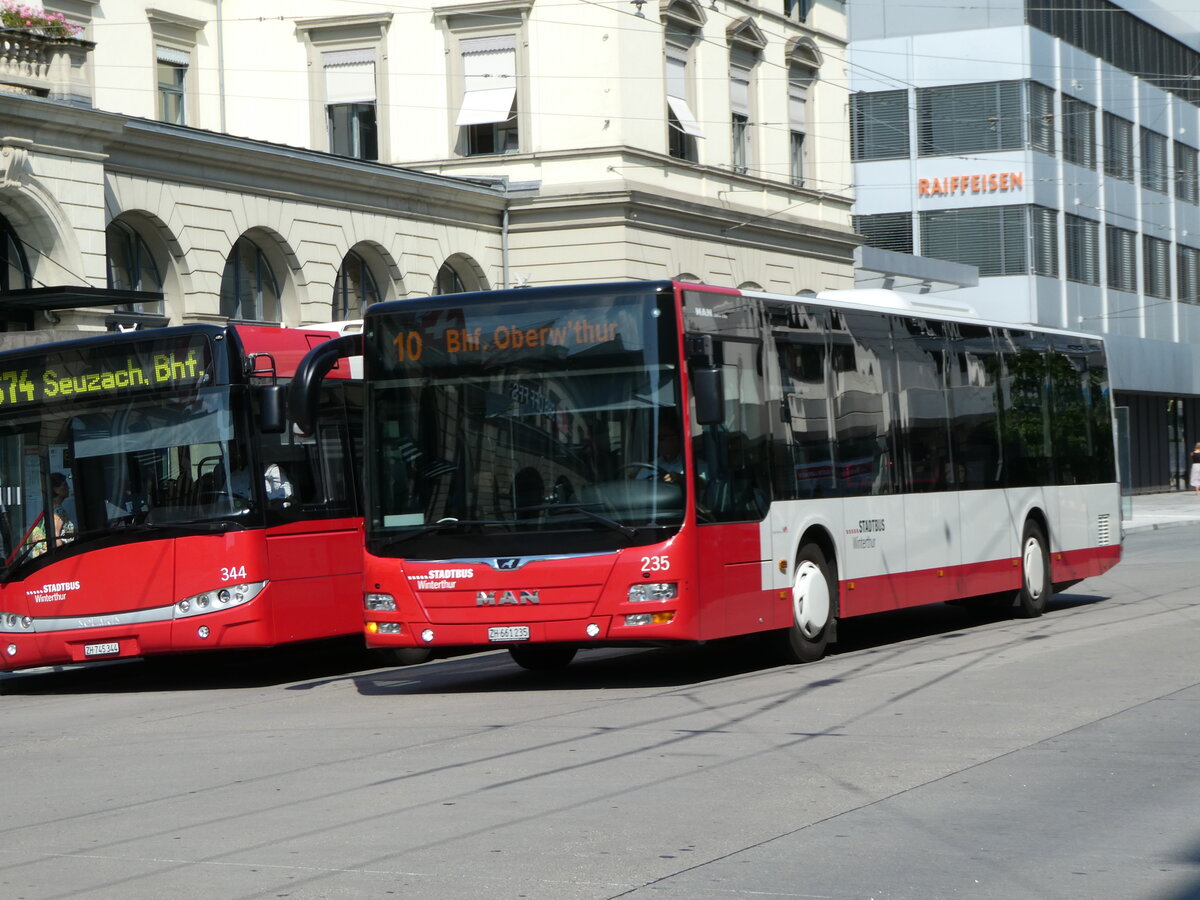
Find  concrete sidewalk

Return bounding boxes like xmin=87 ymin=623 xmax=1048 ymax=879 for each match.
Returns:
xmin=1122 ymin=490 xmax=1200 ymax=533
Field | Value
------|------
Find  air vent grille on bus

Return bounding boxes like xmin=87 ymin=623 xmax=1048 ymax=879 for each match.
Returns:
xmin=1097 ymin=514 xmax=1111 ymax=546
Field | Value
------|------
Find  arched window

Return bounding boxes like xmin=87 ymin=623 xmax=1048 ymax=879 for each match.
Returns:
xmin=333 ymin=249 xmax=380 ymax=320
xmin=436 ymin=261 xmax=468 ymax=295
xmin=106 ymin=220 xmax=164 ymax=313
xmin=1 ymin=213 xmax=30 ymax=292
xmin=220 ymin=236 xmax=280 ymax=322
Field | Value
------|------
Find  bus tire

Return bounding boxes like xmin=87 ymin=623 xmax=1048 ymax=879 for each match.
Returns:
xmin=781 ymin=543 xmax=836 ymax=663
xmin=375 ymin=647 xmax=433 ymax=667
xmin=509 ymin=644 xmax=577 ymax=671
xmin=1015 ymin=521 xmax=1051 ymax=618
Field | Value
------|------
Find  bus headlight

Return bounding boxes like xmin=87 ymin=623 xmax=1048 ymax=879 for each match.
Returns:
xmin=176 ymin=581 xmax=267 ymax=618
xmin=628 ymin=582 xmax=678 ymax=602
xmin=0 ymin=612 xmax=34 ymax=632
xmin=365 ymin=593 xmax=396 ymax=611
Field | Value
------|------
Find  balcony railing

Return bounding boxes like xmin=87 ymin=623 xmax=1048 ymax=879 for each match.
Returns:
xmin=0 ymin=28 xmax=93 ymax=106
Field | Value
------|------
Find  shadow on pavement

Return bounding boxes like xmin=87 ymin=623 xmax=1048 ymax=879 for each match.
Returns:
xmin=2 ymin=588 xmax=1111 ymax=697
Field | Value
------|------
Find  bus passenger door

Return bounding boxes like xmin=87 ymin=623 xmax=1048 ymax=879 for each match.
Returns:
xmin=261 ymin=401 xmax=362 ymax=641
xmin=693 ymin=339 xmax=773 ymax=638
xmin=895 ymin=317 xmax=960 ymax=605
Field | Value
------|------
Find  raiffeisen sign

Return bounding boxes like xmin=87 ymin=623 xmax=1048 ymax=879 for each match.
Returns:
xmin=918 ymin=171 xmax=1024 ymax=197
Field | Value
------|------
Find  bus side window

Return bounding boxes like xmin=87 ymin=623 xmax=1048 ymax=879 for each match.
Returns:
xmin=832 ymin=313 xmax=898 ymax=496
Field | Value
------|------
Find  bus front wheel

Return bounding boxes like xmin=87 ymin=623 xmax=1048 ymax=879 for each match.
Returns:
xmin=781 ymin=544 xmax=836 ymax=663
xmin=509 ymin=644 xmax=577 ymax=672
xmin=1015 ymin=521 xmax=1051 ymax=618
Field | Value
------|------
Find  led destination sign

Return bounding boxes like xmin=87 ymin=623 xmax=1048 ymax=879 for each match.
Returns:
xmin=387 ymin=306 xmax=640 ymax=365
xmin=0 ymin=337 xmax=213 ymax=409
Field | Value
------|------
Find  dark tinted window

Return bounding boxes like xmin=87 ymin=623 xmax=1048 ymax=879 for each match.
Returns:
xmin=894 ymin=318 xmax=952 ymax=492
xmin=1048 ymin=336 xmax=1115 ymax=485
xmin=831 ymin=312 xmax=896 ymax=496
xmin=998 ymin=329 xmax=1052 ymax=487
xmin=948 ymin=324 xmax=1003 ymax=490
xmin=774 ymin=306 xmax=834 ymax=499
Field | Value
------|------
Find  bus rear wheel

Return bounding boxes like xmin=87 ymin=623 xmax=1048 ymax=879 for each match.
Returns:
xmin=780 ymin=544 xmax=836 ymax=663
xmin=509 ymin=644 xmax=577 ymax=671
xmin=1015 ymin=521 xmax=1051 ymax=618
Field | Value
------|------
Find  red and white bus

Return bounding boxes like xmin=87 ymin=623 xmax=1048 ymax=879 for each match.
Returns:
xmin=0 ymin=323 xmax=363 ymax=671
xmin=316 ymin=280 xmax=1121 ymax=670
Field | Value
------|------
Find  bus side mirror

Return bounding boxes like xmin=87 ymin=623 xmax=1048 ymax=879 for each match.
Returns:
xmin=259 ymin=385 xmax=287 ymax=434
xmin=692 ymin=367 xmax=723 ymax=426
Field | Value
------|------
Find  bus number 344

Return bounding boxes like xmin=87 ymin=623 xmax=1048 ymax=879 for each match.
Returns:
xmin=221 ymin=565 xmax=247 ymax=582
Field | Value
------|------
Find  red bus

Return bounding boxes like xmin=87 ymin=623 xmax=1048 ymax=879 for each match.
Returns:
xmin=302 ymin=281 xmax=1121 ymax=670
xmin=0 ymin=323 xmax=363 ymax=672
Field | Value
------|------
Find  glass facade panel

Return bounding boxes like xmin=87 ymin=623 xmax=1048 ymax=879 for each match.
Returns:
xmin=920 ymin=206 xmax=1027 ymax=276
xmin=1141 ymin=129 xmax=1169 ymax=193
xmin=1175 ymin=142 xmax=1199 ymax=204
xmin=1064 ymin=214 xmax=1099 ymax=285
xmin=1143 ymin=235 xmax=1170 ymax=298
xmin=853 ymin=212 xmax=913 ymax=255
xmin=1103 ymin=113 xmax=1133 ymax=181
xmin=1106 ymin=225 xmax=1137 ymax=293
xmin=1062 ymin=95 xmax=1096 ymax=168
xmin=850 ymin=90 xmax=909 ymax=160
xmin=918 ymin=82 xmax=1024 ymax=156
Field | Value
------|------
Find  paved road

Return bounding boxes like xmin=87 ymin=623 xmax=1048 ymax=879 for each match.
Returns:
xmin=2 ymin=526 xmax=1198 ymax=900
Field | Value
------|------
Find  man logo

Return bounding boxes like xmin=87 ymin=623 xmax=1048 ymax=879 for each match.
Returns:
xmin=476 ymin=590 xmax=540 ymax=606
xmin=495 ymin=558 xmax=521 ymax=570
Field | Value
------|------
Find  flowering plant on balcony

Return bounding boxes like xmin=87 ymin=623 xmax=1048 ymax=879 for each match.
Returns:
xmin=0 ymin=1 xmax=83 ymax=38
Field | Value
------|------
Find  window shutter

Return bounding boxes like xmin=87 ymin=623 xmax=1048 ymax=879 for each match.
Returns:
xmin=789 ymin=76 xmax=809 ymax=131
xmin=324 ymin=49 xmax=376 ymax=104
xmin=456 ymin=36 xmax=517 ymax=126
xmin=665 ymin=43 xmax=703 ymax=137
xmin=156 ymin=45 xmax=190 ymax=66
xmin=730 ymin=62 xmax=751 ymax=117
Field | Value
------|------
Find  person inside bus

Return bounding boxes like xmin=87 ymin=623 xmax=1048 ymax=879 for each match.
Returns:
xmin=637 ymin=419 xmax=708 ymax=486
xmin=49 ymin=472 xmax=76 ymax=546
xmin=636 ymin=420 xmax=684 ymax=483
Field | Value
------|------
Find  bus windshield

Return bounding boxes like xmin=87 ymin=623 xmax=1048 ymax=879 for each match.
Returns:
xmin=364 ymin=285 xmax=684 ymax=558
xmin=0 ymin=333 xmax=260 ymax=577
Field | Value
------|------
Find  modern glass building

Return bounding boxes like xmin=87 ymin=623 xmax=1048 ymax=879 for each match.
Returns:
xmin=849 ymin=0 xmax=1200 ymax=492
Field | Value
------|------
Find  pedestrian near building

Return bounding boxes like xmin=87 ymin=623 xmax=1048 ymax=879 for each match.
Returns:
xmin=1190 ymin=442 xmax=1200 ymax=495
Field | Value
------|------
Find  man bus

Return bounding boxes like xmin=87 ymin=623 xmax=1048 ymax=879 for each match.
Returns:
xmin=0 ymin=323 xmax=362 ymax=671
xmin=294 ymin=281 xmax=1121 ymax=671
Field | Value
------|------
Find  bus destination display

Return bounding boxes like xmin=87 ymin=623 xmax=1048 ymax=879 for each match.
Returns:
xmin=388 ymin=305 xmax=642 ymax=365
xmin=0 ymin=338 xmax=213 ymax=409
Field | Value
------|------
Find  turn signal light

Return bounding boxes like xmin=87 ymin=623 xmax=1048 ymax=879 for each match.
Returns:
xmin=623 ymin=611 xmax=676 ymax=627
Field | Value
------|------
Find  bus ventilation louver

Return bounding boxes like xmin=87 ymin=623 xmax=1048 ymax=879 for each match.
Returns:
xmin=1096 ymin=514 xmax=1111 ymax=546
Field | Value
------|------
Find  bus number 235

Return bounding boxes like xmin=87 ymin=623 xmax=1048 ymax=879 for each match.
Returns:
xmin=641 ymin=555 xmax=670 ymax=572
xmin=221 ymin=565 xmax=247 ymax=582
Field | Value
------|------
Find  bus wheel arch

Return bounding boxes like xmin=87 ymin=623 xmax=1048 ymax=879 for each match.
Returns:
xmin=1016 ymin=515 xmax=1052 ymax=618
xmin=781 ymin=528 xmax=838 ymax=663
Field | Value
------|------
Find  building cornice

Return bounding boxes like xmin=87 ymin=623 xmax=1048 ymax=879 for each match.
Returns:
xmin=432 ymin=0 xmax=534 ymax=20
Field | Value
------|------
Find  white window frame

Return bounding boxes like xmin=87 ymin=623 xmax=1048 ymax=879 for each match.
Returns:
xmin=297 ymin=14 xmax=392 ymax=161
xmin=147 ymin=9 xmax=202 ymax=126
xmin=435 ymin=2 xmax=531 ymax=158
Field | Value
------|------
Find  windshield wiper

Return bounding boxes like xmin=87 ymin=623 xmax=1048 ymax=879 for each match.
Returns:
xmin=106 ymin=518 xmax=245 ymax=535
xmin=522 ymin=502 xmax=639 ymax=538
xmin=1 ymin=542 xmax=40 ymax=579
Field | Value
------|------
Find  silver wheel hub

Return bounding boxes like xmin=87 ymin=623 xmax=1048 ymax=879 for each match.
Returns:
xmin=1023 ymin=537 xmax=1046 ymax=599
xmin=792 ymin=560 xmax=830 ymax=639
